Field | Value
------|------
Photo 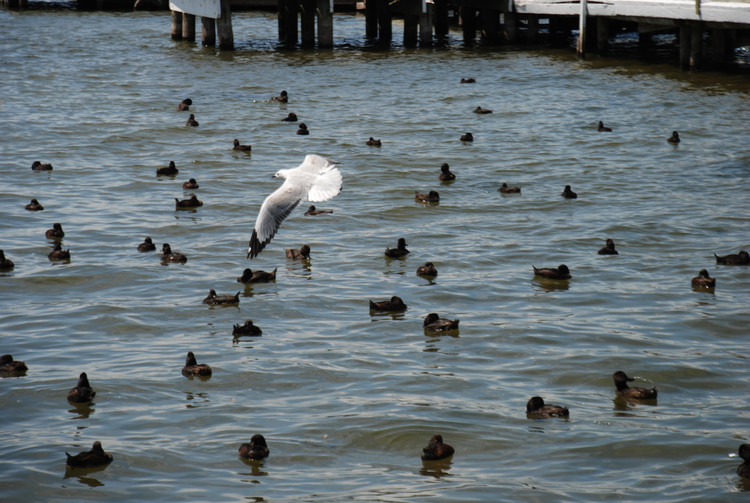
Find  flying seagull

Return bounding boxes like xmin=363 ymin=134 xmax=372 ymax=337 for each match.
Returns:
xmin=247 ymin=154 xmax=342 ymax=259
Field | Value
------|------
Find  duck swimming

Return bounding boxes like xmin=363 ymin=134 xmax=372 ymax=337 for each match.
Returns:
xmin=31 ymin=161 xmax=53 ymax=171
xmin=421 ymin=434 xmax=454 ymax=461
xmin=0 ymin=250 xmax=14 ymax=271
xmin=691 ymin=269 xmax=716 ymax=289
xmin=613 ymin=370 xmax=657 ymax=400
xmin=233 ymin=320 xmax=262 ymax=337
xmin=239 ymin=434 xmax=270 ymax=460
xmin=237 ymin=267 xmax=277 ymax=283
xmin=473 ymin=106 xmax=492 ymax=114
xmin=138 ymin=237 xmax=156 ymax=252
xmin=415 ymin=190 xmax=440 ymax=203
xmin=0 ymin=354 xmax=27 ymax=375
xmin=48 ymin=243 xmax=70 ymax=261
xmin=286 ymin=244 xmax=311 ymax=260
xmin=561 ymin=185 xmax=577 ymax=199
xmin=667 ymin=131 xmax=680 ymax=143
xmin=498 ymin=183 xmax=521 ymax=194
xmin=296 ymin=123 xmax=309 ymax=135
xmin=714 ymin=250 xmax=749 ymax=265
xmin=366 ymin=137 xmax=382 ymax=146
xmin=737 ymin=444 xmax=750 ymax=479
xmin=45 ymin=223 xmax=65 ymax=240
xmin=460 ymin=77 xmax=475 ymax=83
xmin=233 ymin=139 xmax=252 ymax=152
xmin=161 ymin=243 xmax=187 ymax=263
xmin=598 ymin=238 xmax=618 ymax=255
xmin=67 ymin=372 xmax=96 ymax=403
xmin=416 ymin=262 xmax=438 ymax=277
xmin=182 ymin=351 xmax=212 ymax=377
xmin=183 ymin=178 xmax=199 ymax=190
xmin=177 ymin=98 xmax=192 ymax=111
xmin=423 ymin=313 xmax=459 ymax=332
xmin=385 ymin=238 xmax=409 ymax=259
xmin=533 ymin=264 xmax=571 ymax=280
xmin=175 ymin=195 xmax=203 ymax=208
xmin=526 ymin=396 xmax=569 ymax=418
xmin=156 ymin=161 xmax=178 ymax=176
xmin=66 ymin=441 xmax=113 ymax=468
xmin=203 ymin=289 xmax=240 ymax=305
xmin=439 ymin=163 xmax=455 ymax=181
xmin=369 ymin=296 xmax=407 ymax=312
xmin=185 ymin=114 xmax=199 ymax=127
xmin=272 ymin=90 xmax=288 ymax=102
xmin=281 ymin=112 xmax=298 ymax=122
xmin=460 ymin=132 xmax=473 ymax=142
xmin=304 ymin=205 xmax=333 ymax=216
xmin=597 ymin=121 xmax=612 ymax=132
xmin=25 ymin=198 xmax=44 ymax=211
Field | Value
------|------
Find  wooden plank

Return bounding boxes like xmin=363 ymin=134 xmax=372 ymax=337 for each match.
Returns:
xmin=170 ymin=0 xmax=220 ymax=19
xmin=513 ymin=0 xmax=750 ymax=24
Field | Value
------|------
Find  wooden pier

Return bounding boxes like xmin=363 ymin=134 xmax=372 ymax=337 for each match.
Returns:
xmin=165 ymin=0 xmax=750 ymax=70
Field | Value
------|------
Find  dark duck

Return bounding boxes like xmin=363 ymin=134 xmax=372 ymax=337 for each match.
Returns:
xmin=67 ymin=372 xmax=96 ymax=403
xmin=239 ymin=434 xmax=270 ymax=460
xmin=182 ymin=351 xmax=212 ymax=377
xmin=385 ymin=238 xmax=409 ymax=259
xmin=526 ymin=396 xmax=569 ymax=418
xmin=613 ymin=370 xmax=657 ymax=400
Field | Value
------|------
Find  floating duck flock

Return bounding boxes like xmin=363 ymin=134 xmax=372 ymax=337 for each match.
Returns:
xmin=2 ymin=78 xmax=749 ymax=493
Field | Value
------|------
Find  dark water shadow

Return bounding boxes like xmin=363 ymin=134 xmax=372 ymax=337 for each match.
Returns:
xmin=420 ymin=458 xmax=453 ymax=479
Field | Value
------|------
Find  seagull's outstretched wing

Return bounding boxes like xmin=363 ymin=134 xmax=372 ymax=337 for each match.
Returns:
xmin=247 ymin=155 xmax=342 ymax=259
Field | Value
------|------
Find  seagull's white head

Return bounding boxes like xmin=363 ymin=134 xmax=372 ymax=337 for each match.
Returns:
xmin=272 ymin=169 xmax=290 ymax=179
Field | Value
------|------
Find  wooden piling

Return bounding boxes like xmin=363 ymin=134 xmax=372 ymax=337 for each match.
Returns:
xmin=576 ymin=0 xmax=587 ymax=58
xmin=365 ymin=0 xmax=378 ymax=39
xmin=171 ymin=11 xmax=183 ymax=41
xmin=504 ymin=10 xmax=518 ymax=43
xmin=690 ymin=21 xmax=702 ymax=70
xmin=481 ymin=9 xmax=499 ymax=44
xmin=218 ymin=0 xmax=234 ymax=50
xmin=281 ymin=0 xmax=298 ymax=45
xmin=317 ymin=0 xmax=334 ymax=48
xmin=278 ymin=0 xmax=285 ymax=41
xmin=419 ymin=0 xmax=433 ymax=46
xmin=526 ymin=15 xmax=538 ymax=44
xmin=596 ymin=17 xmax=609 ymax=55
xmin=301 ymin=0 xmax=316 ymax=47
xmin=183 ymin=13 xmax=196 ymax=42
xmin=376 ymin=0 xmax=392 ymax=44
xmin=679 ymin=24 xmax=690 ymax=70
xmin=433 ymin=0 xmax=449 ymax=40
xmin=201 ymin=17 xmax=216 ymax=46
xmin=460 ymin=6 xmax=477 ymax=45
xmin=404 ymin=14 xmax=418 ymax=47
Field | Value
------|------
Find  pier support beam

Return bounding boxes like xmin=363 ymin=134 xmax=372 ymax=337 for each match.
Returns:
xmin=690 ymin=22 xmax=703 ymax=70
xmin=679 ymin=24 xmax=690 ymax=70
xmin=419 ymin=0 xmax=433 ymax=46
xmin=481 ymin=9 xmax=500 ymax=44
xmin=460 ymin=6 xmax=477 ymax=45
xmin=576 ymin=0 xmax=587 ymax=58
xmin=405 ymin=14 xmax=418 ymax=47
xmin=171 ymin=11 xmax=183 ymax=40
xmin=504 ymin=10 xmax=518 ymax=43
xmin=365 ymin=0 xmax=378 ymax=38
xmin=218 ymin=0 xmax=234 ymax=50
xmin=596 ymin=17 xmax=609 ymax=56
xmin=317 ymin=0 xmax=334 ymax=48
xmin=182 ymin=13 xmax=196 ymax=42
xmin=526 ymin=15 xmax=539 ymax=44
xmin=301 ymin=0 xmax=316 ymax=47
xmin=434 ymin=0 xmax=449 ymax=40
xmin=377 ymin=0 xmax=392 ymax=45
xmin=201 ymin=17 xmax=216 ymax=46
